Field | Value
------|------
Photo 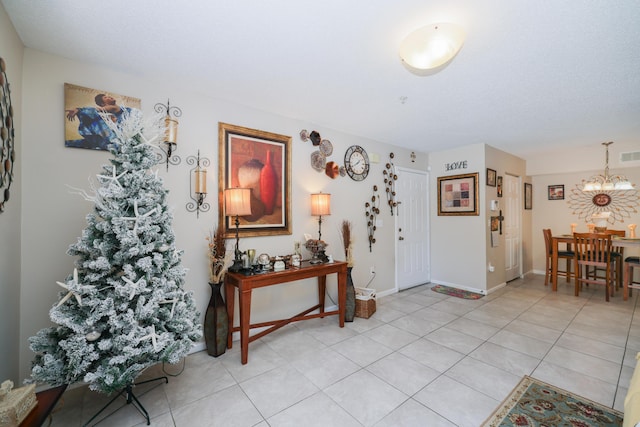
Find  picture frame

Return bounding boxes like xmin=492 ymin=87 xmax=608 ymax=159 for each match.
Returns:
xmin=524 ymin=183 xmax=533 ymax=210
xmin=548 ymin=184 xmax=564 ymax=200
xmin=486 ymin=168 xmax=497 ymax=187
xmin=218 ymin=122 xmax=292 ymax=237
xmin=437 ymin=172 xmax=479 ymax=216
xmin=496 ymin=176 xmax=503 ymax=197
xmin=64 ymin=83 xmax=141 ymax=151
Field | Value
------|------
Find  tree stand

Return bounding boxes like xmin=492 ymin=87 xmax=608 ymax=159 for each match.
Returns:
xmin=82 ymin=376 xmax=168 ymax=426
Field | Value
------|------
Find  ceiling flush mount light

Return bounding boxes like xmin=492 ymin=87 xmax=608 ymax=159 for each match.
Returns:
xmin=399 ymin=23 xmax=465 ymax=75
xmin=582 ymin=142 xmax=634 ymax=192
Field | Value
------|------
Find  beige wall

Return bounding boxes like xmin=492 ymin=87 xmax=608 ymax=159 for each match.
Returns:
xmin=17 ymin=48 xmax=421 ymax=382
xmin=0 ymin=2 xmax=23 ymax=384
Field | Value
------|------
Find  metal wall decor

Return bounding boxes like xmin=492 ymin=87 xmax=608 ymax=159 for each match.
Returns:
xmin=365 ymin=185 xmax=380 ymax=252
xmin=154 ymin=99 xmax=182 ymax=170
xmin=185 ymin=150 xmax=210 ymax=218
xmin=0 ymin=57 xmax=15 ymax=213
xmin=300 ymin=129 xmax=337 ymax=176
xmin=568 ymin=182 xmax=639 ymax=224
xmin=383 ymin=152 xmax=398 ymax=215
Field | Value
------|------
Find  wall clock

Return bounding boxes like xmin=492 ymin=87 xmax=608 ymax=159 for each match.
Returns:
xmin=0 ymin=57 xmax=15 ymax=213
xmin=344 ymin=145 xmax=369 ymax=181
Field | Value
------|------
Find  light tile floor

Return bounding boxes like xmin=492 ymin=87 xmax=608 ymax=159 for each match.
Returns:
xmin=49 ymin=275 xmax=637 ymax=426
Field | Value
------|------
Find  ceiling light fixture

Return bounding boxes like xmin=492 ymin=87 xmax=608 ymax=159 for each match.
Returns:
xmin=582 ymin=142 xmax=634 ymax=192
xmin=399 ymin=23 xmax=465 ymax=75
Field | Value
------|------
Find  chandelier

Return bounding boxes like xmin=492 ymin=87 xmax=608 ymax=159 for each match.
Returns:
xmin=582 ymin=141 xmax=634 ymax=191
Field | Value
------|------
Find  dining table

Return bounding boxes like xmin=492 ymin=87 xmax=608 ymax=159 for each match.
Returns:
xmin=551 ymin=234 xmax=640 ymax=292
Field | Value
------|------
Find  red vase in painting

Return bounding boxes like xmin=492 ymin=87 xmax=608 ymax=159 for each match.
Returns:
xmin=260 ymin=150 xmax=278 ymax=215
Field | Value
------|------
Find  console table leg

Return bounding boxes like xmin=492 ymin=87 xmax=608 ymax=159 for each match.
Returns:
xmin=225 ymin=280 xmax=235 ymax=349
xmin=240 ymin=288 xmax=252 ymax=364
xmin=318 ymin=275 xmax=326 ymax=317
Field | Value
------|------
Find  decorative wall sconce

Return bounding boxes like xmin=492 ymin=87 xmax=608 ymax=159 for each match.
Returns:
xmin=365 ymin=185 xmax=380 ymax=252
xmin=383 ymin=152 xmax=398 ymax=216
xmin=154 ymin=99 xmax=182 ymax=171
xmin=185 ymin=150 xmax=210 ymax=218
xmin=399 ymin=23 xmax=465 ymax=75
xmin=225 ymin=188 xmax=252 ymax=272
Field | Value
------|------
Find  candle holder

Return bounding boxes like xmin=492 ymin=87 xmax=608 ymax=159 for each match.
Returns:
xmin=154 ymin=99 xmax=182 ymax=171
xmin=186 ymin=150 xmax=210 ymax=218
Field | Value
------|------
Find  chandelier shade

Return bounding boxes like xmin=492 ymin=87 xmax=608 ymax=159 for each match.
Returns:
xmin=582 ymin=142 xmax=634 ymax=192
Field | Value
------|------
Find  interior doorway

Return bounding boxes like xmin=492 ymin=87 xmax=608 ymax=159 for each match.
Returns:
xmin=395 ymin=167 xmax=430 ymax=290
xmin=503 ymin=173 xmax=522 ymax=281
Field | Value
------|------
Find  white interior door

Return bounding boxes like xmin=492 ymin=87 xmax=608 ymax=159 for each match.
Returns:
xmin=503 ymin=174 xmax=522 ymax=281
xmin=396 ymin=168 xmax=429 ymax=290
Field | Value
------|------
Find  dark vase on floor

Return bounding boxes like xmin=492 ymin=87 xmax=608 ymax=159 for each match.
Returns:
xmin=345 ymin=267 xmax=356 ymax=322
xmin=204 ymin=282 xmax=229 ymax=357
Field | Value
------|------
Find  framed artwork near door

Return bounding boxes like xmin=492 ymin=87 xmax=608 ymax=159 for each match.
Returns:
xmin=486 ymin=168 xmax=497 ymax=187
xmin=437 ymin=172 xmax=479 ymax=216
xmin=524 ymin=182 xmax=533 ymax=209
xmin=496 ymin=176 xmax=503 ymax=197
xmin=548 ymin=184 xmax=564 ymax=200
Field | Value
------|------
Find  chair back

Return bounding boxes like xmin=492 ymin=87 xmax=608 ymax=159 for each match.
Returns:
xmin=573 ymin=232 xmax=613 ymax=266
xmin=543 ymin=229 xmax=552 ymax=255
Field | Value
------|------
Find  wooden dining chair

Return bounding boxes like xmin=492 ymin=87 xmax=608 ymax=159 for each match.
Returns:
xmin=543 ymin=229 xmax=574 ymax=286
xmin=573 ymin=232 xmax=614 ymax=301
xmin=623 ymin=256 xmax=640 ymax=300
xmin=587 ymin=229 xmax=625 ymax=290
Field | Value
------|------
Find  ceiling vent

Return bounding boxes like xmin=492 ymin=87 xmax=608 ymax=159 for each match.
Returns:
xmin=620 ymin=151 xmax=640 ymax=165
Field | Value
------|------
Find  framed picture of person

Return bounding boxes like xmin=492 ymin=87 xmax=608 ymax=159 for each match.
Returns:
xmin=64 ymin=83 xmax=141 ymax=151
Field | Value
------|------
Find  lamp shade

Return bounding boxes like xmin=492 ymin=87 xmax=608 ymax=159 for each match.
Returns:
xmin=225 ymin=188 xmax=252 ymax=216
xmin=311 ymin=193 xmax=331 ymax=216
xmin=399 ymin=23 xmax=465 ymax=75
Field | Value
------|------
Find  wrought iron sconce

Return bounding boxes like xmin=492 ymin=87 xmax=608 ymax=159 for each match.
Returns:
xmin=365 ymin=185 xmax=380 ymax=252
xmin=154 ymin=99 xmax=182 ymax=171
xmin=185 ymin=150 xmax=210 ymax=218
xmin=383 ymin=152 xmax=398 ymax=215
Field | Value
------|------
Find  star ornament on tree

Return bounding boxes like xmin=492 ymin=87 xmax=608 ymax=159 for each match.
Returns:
xmin=56 ymin=268 xmax=83 ymax=307
xmin=120 ymin=200 xmax=158 ymax=234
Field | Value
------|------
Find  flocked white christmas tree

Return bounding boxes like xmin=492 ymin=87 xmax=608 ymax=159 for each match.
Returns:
xmin=29 ymin=108 xmax=201 ymax=395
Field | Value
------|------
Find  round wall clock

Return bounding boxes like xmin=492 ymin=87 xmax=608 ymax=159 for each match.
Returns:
xmin=0 ymin=57 xmax=15 ymax=213
xmin=344 ymin=145 xmax=370 ymax=181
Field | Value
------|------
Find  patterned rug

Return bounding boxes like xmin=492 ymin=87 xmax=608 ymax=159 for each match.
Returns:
xmin=482 ymin=375 xmax=623 ymax=427
xmin=430 ymin=285 xmax=484 ymax=299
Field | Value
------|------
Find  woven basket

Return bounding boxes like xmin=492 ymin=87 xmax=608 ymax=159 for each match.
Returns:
xmin=355 ymin=287 xmax=376 ymax=319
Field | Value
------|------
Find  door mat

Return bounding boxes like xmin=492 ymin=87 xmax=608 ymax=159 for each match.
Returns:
xmin=481 ymin=375 xmax=623 ymax=426
xmin=430 ymin=285 xmax=484 ymax=299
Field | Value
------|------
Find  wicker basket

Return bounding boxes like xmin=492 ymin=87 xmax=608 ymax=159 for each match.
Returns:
xmin=355 ymin=287 xmax=376 ymax=319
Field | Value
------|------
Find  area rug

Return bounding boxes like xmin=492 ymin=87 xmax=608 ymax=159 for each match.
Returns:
xmin=430 ymin=285 xmax=484 ymax=299
xmin=482 ymin=375 xmax=623 ymax=427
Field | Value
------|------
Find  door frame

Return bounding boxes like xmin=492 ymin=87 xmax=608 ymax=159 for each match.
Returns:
xmin=394 ymin=166 xmax=430 ymax=292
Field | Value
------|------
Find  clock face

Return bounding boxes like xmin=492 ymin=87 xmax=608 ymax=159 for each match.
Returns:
xmin=344 ymin=145 xmax=369 ymax=181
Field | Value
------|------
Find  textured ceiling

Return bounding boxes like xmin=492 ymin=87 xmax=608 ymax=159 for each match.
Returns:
xmin=3 ymin=0 xmax=640 ymax=158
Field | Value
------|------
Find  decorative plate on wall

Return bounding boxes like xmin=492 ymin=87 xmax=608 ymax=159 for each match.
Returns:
xmin=310 ymin=150 xmax=326 ymax=172
xmin=0 ymin=56 xmax=15 ymax=213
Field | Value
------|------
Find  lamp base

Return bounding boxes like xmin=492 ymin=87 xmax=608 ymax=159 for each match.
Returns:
xmin=229 ymin=259 xmax=244 ymax=273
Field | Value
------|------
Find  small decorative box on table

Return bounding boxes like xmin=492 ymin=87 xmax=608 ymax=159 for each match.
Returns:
xmin=355 ymin=287 xmax=376 ymax=319
xmin=0 ymin=381 xmax=37 ymax=427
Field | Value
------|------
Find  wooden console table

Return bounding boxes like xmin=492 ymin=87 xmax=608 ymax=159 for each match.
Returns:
xmin=225 ymin=261 xmax=347 ymax=364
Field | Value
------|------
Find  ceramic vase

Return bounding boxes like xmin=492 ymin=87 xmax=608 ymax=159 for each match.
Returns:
xmin=260 ymin=150 xmax=278 ymax=215
xmin=204 ymin=282 xmax=228 ymax=357
xmin=345 ymin=267 xmax=356 ymax=322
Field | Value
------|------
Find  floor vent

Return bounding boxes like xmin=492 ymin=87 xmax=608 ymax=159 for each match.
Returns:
xmin=620 ymin=151 xmax=640 ymax=164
